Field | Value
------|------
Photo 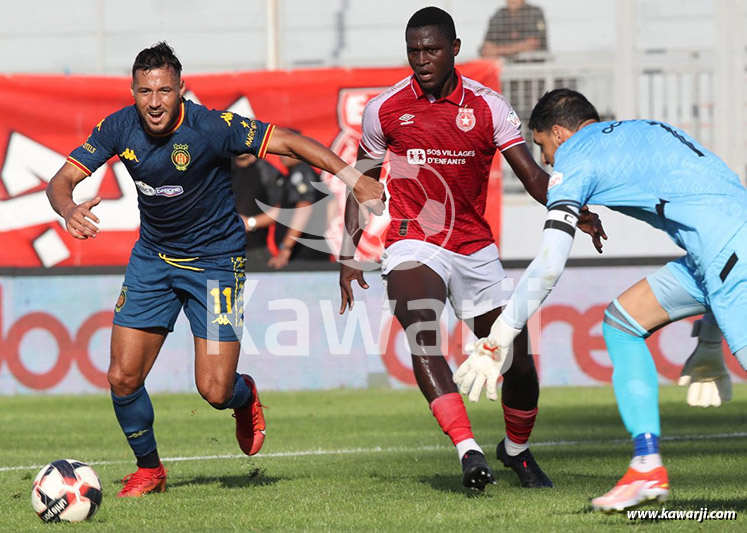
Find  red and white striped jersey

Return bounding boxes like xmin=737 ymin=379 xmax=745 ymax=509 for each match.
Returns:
xmin=360 ymin=69 xmax=524 ymax=255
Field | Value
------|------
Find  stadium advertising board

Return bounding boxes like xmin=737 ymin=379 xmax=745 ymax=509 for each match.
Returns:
xmin=1 ymin=268 xmax=744 ymax=395
xmin=0 ymin=61 xmax=502 ymax=268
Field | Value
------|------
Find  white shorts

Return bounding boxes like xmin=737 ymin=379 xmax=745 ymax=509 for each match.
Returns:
xmin=380 ymin=240 xmax=510 ymax=320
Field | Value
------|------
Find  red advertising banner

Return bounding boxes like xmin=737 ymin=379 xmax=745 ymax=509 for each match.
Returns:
xmin=0 ymin=61 xmax=502 ymax=268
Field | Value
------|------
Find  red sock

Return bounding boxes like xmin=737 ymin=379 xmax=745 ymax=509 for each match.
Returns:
xmin=503 ymin=403 xmax=537 ymax=444
xmin=430 ymin=393 xmax=474 ymax=445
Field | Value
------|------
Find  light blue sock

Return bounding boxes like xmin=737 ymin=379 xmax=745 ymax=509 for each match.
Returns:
xmin=603 ymin=300 xmax=661 ymax=437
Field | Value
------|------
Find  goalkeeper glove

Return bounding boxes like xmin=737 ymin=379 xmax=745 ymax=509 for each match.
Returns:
xmin=678 ymin=318 xmax=731 ymax=407
xmin=453 ymin=317 xmax=520 ymax=402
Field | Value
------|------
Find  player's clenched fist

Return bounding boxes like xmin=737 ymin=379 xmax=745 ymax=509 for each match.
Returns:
xmin=63 ymin=196 xmax=101 ymax=239
xmin=453 ymin=338 xmax=509 ymax=402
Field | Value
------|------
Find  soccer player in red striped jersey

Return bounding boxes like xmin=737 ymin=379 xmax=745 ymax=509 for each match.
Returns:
xmin=339 ymin=7 xmax=605 ymax=490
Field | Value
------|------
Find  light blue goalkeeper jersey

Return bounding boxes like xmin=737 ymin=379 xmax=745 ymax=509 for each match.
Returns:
xmin=546 ymin=120 xmax=747 ymax=270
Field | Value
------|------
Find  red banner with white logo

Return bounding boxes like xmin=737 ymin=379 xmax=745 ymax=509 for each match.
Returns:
xmin=0 ymin=61 xmax=502 ymax=268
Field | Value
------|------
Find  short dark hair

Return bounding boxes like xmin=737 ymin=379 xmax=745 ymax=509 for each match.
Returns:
xmin=528 ymin=89 xmax=600 ymax=132
xmin=406 ymin=6 xmax=457 ymax=41
xmin=132 ymin=41 xmax=182 ymax=79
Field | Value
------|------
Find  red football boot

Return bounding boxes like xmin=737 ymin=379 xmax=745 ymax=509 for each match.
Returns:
xmin=117 ymin=463 xmax=167 ymax=497
xmin=591 ymin=466 xmax=669 ymax=512
xmin=233 ymin=374 xmax=266 ymax=456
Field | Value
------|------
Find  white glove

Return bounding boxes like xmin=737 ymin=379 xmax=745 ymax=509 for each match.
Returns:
xmin=453 ymin=317 xmax=521 ymax=402
xmin=453 ymin=338 xmax=507 ymax=402
xmin=678 ymin=319 xmax=732 ymax=407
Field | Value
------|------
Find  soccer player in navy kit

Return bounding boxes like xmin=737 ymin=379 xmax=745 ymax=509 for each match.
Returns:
xmin=46 ymin=42 xmax=384 ymax=497
xmin=456 ymin=89 xmax=747 ymax=510
xmin=339 ymin=8 xmax=606 ymax=491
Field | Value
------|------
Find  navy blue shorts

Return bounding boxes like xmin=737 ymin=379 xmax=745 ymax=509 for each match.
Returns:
xmin=113 ymin=242 xmax=246 ymax=341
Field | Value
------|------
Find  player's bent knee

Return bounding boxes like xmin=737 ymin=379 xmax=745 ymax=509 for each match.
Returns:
xmin=107 ymin=369 xmax=144 ymax=396
xmin=198 ymin=385 xmax=234 ymax=409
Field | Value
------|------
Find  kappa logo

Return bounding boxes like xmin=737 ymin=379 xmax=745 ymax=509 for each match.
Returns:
xmin=212 ymin=314 xmax=232 ymax=326
xmin=221 ymin=112 xmax=234 ymax=127
xmin=171 ymin=143 xmax=191 ymax=171
xmin=134 ymin=181 xmax=184 ymax=197
xmin=399 ymin=113 xmax=415 ymax=125
xmin=407 ymin=148 xmax=426 ymax=165
xmin=120 ymin=148 xmax=139 ymax=162
xmin=548 ymin=171 xmax=564 ymax=189
xmin=456 ymin=108 xmax=475 ymax=132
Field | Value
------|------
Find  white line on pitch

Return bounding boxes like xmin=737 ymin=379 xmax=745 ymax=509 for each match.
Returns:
xmin=2 ymin=432 xmax=745 ymax=473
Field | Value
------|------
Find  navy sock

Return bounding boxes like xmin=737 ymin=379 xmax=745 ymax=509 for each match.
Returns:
xmin=633 ymin=432 xmax=660 ymax=456
xmin=213 ymin=373 xmax=253 ymax=410
xmin=136 ymin=449 xmax=161 ymax=469
xmin=111 ymin=386 xmax=157 ymax=459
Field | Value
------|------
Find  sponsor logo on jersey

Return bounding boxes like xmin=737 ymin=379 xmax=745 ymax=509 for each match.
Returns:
xmin=507 ymin=109 xmax=521 ymax=129
xmin=399 ymin=113 xmax=415 ymax=125
xmin=134 ymin=181 xmax=185 ymax=197
xmin=221 ymin=112 xmax=234 ymax=126
xmin=119 ymin=148 xmax=139 ymax=162
xmin=407 ymin=148 xmax=426 ymax=165
xmin=171 ymin=143 xmax=191 ymax=171
xmin=548 ymin=171 xmax=563 ymax=189
xmin=155 ymin=185 xmax=184 ymax=197
xmin=96 ymin=118 xmax=105 ymax=131
xmin=244 ymin=120 xmax=258 ymax=148
xmin=115 ymin=286 xmax=127 ymax=312
xmin=82 ymin=141 xmax=96 ymax=154
xmin=456 ymin=108 xmax=476 ymax=132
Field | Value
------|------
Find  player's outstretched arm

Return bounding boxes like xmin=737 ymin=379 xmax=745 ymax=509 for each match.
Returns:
xmin=46 ymin=163 xmax=101 ymax=240
xmin=503 ymin=144 xmax=606 ymax=252
xmin=503 ymin=143 xmax=548 ymax=204
xmin=455 ymin=204 xmax=578 ymax=401
xmin=339 ymin=147 xmax=384 ymax=314
xmin=266 ymin=128 xmax=384 ymax=216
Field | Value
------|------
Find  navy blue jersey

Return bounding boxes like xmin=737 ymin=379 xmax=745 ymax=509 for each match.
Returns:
xmin=67 ymin=99 xmax=274 ymax=257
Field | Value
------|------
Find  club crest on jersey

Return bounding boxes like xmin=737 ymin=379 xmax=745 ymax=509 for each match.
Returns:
xmin=548 ymin=171 xmax=564 ymax=189
xmin=456 ymin=108 xmax=475 ymax=132
xmin=115 ymin=286 xmax=127 ymax=312
xmin=171 ymin=143 xmax=191 ymax=171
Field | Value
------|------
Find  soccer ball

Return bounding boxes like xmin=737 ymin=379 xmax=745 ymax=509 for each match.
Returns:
xmin=30 ymin=459 xmax=102 ymax=523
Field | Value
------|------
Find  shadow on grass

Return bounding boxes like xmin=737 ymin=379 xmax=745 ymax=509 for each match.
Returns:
xmin=167 ymin=466 xmax=284 ymax=490
xmin=418 ymin=474 xmax=494 ymax=497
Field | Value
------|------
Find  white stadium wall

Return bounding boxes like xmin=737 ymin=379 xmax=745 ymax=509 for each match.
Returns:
xmin=1 ymin=268 xmax=744 ymax=395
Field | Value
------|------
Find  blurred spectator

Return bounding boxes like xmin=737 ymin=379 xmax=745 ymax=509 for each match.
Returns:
xmin=232 ymin=153 xmax=282 ymax=266
xmin=231 ymin=153 xmax=331 ymax=270
xmin=479 ymin=0 xmax=548 ymax=61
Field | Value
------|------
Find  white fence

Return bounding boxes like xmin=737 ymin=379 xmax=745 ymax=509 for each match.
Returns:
xmin=500 ymin=46 xmax=746 ymax=193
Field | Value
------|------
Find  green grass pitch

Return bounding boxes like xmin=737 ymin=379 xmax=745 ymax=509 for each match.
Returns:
xmin=1 ymin=385 xmax=746 ymax=531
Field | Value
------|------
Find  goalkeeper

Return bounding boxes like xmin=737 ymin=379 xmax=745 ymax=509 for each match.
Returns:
xmin=455 ymin=88 xmax=746 ymax=512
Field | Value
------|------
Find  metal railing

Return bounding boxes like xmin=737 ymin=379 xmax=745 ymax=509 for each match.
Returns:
xmin=497 ymin=50 xmax=737 ymax=195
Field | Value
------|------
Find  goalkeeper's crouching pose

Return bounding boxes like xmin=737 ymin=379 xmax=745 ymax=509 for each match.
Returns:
xmin=455 ymin=88 xmax=746 ymax=512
